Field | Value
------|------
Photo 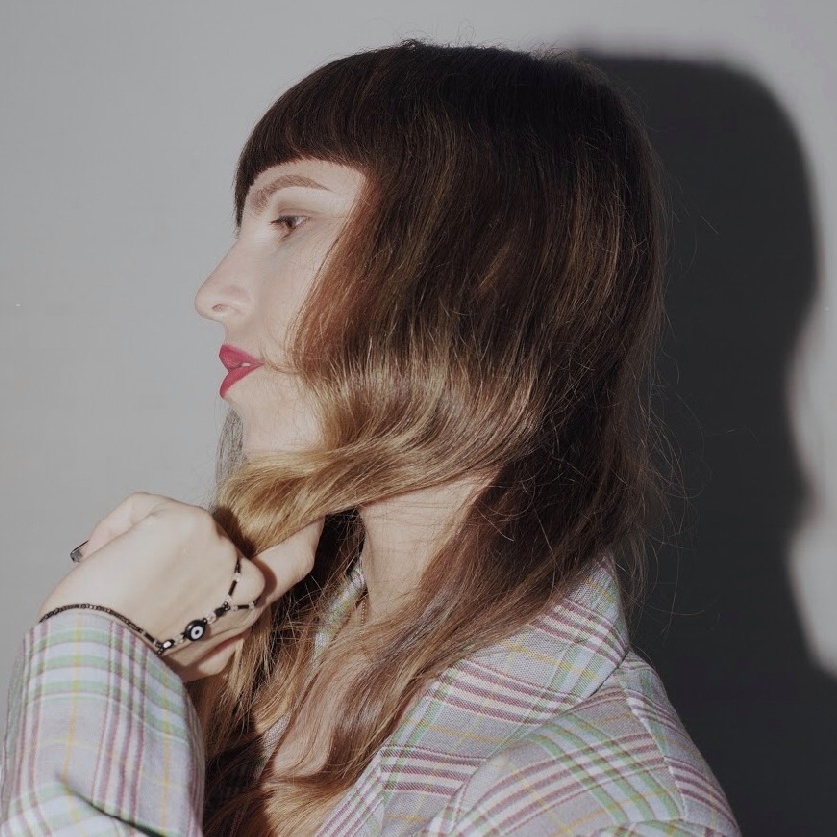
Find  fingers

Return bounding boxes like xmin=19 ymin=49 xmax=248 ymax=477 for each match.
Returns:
xmin=53 ymin=494 xmax=261 ymax=632
xmin=78 ymin=492 xmax=175 ymax=559
xmin=175 ymin=519 xmax=320 ymax=676
xmin=171 ymin=632 xmax=249 ymax=682
xmin=252 ymin=518 xmax=324 ymax=606
xmin=192 ymin=519 xmax=324 ymax=664
xmin=58 ymin=494 xmax=321 ymax=683
xmin=160 ymin=621 xmax=253 ymax=681
xmin=229 ymin=552 xmax=266 ymax=610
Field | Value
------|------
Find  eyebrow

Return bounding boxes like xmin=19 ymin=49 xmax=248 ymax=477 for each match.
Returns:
xmin=247 ymin=173 xmax=331 ymax=216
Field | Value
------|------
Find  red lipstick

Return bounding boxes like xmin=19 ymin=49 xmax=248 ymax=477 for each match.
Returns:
xmin=219 ymin=344 xmax=263 ymax=398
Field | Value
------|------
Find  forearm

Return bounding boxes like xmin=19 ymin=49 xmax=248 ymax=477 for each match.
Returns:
xmin=0 ymin=611 xmax=204 ymax=836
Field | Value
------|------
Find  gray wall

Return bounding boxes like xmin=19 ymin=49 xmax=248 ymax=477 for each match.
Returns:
xmin=2 ymin=1 xmax=835 ymax=833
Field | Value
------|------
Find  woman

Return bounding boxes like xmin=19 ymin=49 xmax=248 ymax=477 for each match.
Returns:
xmin=0 ymin=42 xmax=739 ymax=835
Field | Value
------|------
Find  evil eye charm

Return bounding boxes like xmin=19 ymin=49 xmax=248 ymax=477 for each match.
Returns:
xmin=184 ymin=619 xmax=208 ymax=642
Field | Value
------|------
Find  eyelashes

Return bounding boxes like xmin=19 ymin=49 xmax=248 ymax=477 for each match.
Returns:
xmin=272 ymin=215 xmax=306 ymax=237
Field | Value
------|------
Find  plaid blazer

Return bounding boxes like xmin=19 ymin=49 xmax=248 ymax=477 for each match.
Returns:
xmin=1 ymin=559 xmax=739 ymax=835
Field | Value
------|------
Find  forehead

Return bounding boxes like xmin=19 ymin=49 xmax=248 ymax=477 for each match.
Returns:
xmin=245 ymin=159 xmax=367 ymax=215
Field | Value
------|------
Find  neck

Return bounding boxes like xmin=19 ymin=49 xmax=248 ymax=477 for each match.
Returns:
xmin=357 ymin=475 xmax=489 ymax=621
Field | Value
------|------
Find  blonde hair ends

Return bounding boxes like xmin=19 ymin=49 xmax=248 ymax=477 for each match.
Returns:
xmin=192 ymin=42 xmax=671 ymax=834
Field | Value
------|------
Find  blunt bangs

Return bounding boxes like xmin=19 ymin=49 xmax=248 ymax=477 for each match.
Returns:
xmin=233 ymin=41 xmax=562 ymax=225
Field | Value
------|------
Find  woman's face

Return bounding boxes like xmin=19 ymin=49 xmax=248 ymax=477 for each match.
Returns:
xmin=195 ymin=159 xmax=365 ymax=455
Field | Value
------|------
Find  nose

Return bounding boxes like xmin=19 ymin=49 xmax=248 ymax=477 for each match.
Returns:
xmin=194 ymin=246 xmax=251 ymax=323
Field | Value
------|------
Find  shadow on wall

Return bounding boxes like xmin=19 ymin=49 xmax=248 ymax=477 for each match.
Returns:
xmin=584 ymin=55 xmax=837 ymax=836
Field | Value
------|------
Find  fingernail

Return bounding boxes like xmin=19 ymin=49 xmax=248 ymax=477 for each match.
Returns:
xmin=70 ymin=541 xmax=88 ymax=563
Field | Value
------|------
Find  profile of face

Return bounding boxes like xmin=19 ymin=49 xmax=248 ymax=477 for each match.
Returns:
xmin=195 ymin=159 xmax=365 ymax=455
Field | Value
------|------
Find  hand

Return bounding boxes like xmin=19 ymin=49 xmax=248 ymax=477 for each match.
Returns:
xmin=40 ymin=493 xmax=322 ymax=681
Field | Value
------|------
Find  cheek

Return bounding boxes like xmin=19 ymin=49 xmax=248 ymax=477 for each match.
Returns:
xmin=260 ymin=251 xmax=324 ymax=355
xmin=240 ymin=372 xmax=322 ymax=456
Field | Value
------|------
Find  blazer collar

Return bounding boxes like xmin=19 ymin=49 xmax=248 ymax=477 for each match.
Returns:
xmin=320 ymin=556 xmax=631 ymax=833
xmin=383 ymin=555 xmax=630 ymax=759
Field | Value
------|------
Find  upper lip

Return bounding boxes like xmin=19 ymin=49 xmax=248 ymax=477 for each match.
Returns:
xmin=219 ymin=344 xmax=263 ymax=370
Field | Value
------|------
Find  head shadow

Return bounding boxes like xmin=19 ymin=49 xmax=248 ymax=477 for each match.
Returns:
xmin=585 ymin=52 xmax=835 ymax=835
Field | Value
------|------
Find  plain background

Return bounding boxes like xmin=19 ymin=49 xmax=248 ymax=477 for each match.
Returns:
xmin=2 ymin=1 xmax=836 ymax=833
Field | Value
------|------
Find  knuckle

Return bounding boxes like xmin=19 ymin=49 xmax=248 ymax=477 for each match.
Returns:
xmin=175 ymin=505 xmax=211 ymax=538
xmin=127 ymin=491 xmax=155 ymax=511
xmin=188 ymin=504 xmax=212 ymax=527
xmin=223 ymin=538 xmax=241 ymax=562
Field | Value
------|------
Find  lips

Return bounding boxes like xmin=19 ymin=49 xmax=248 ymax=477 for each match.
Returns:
xmin=219 ymin=344 xmax=263 ymax=398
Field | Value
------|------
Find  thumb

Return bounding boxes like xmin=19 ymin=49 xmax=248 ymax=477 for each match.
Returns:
xmin=251 ymin=519 xmax=324 ymax=604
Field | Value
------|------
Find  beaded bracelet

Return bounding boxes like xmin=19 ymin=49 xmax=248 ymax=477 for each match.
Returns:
xmin=39 ymin=556 xmax=259 ymax=656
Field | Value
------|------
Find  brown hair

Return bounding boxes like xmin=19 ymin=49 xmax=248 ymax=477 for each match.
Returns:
xmin=193 ymin=41 xmax=669 ymax=834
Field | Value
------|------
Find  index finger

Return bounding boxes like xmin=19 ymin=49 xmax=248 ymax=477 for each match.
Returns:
xmin=252 ymin=518 xmax=324 ymax=605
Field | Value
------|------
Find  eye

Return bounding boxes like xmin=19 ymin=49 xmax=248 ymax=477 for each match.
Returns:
xmin=272 ymin=215 xmax=306 ymax=237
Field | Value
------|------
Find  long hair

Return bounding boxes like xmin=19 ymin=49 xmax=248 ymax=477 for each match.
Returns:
xmin=192 ymin=41 xmax=669 ymax=834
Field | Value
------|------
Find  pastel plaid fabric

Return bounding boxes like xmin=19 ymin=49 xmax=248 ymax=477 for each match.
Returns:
xmin=314 ymin=560 xmax=739 ymax=835
xmin=0 ymin=613 xmax=204 ymax=835
xmin=1 ymin=558 xmax=739 ymax=835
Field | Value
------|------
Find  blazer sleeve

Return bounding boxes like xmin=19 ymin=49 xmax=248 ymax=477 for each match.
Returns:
xmin=0 ymin=610 xmax=204 ymax=836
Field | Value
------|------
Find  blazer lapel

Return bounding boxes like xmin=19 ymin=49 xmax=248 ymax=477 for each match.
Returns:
xmin=321 ymin=557 xmax=630 ymax=834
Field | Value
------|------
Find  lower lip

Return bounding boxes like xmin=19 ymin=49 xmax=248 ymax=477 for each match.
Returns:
xmin=220 ymin=365 xmax=260 ymax=398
